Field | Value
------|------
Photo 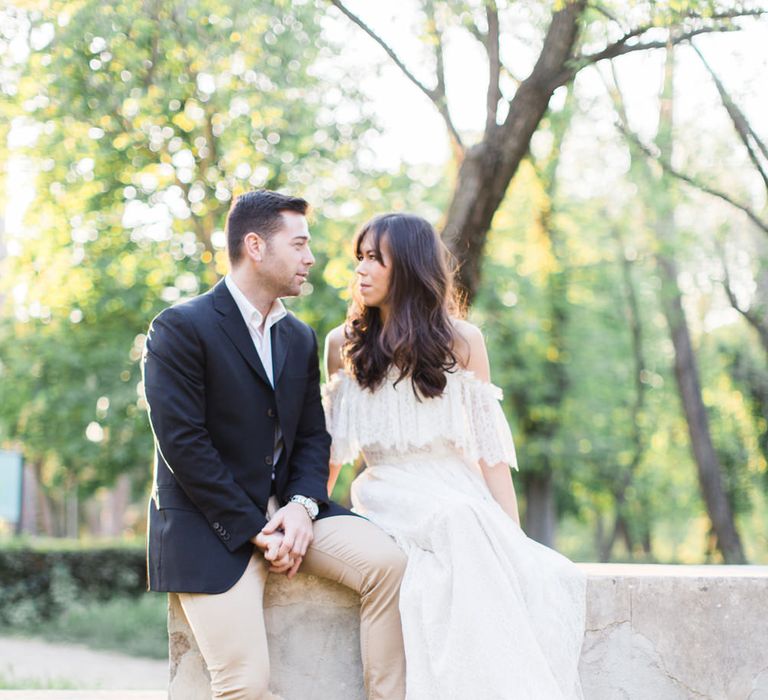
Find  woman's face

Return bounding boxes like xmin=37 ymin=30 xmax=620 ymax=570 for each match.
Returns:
xmin=355 ymin=231 xmax=392 ymax=309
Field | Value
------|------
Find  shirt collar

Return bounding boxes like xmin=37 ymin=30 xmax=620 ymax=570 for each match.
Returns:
xmin=225 ymin=274 xmax=287 ymax=333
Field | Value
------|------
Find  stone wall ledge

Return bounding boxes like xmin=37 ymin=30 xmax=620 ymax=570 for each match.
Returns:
xmin=170 ymin=563 xmax=768 ymax=700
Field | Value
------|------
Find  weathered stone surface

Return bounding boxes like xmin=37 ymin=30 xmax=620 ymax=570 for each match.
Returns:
xmin=580 ymin=564 xmax=768 ymax=700
xmin=168 ymin=574 xmax=364 ymax=700
xmin=169 ymin=564 xmax=768 ymax=699
xmin=0 ymin=694 xmax=165 ymax=700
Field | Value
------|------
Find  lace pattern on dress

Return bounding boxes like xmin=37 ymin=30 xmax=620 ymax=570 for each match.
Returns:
xmin=322 ymin=369 xmax=518 ymax=469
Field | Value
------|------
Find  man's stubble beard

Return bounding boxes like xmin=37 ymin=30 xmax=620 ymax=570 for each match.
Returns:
xmin=263 ymin=243 xmax=302 ymax=300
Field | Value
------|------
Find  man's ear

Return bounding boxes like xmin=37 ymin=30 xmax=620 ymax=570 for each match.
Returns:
xmin=242 ymin=232 xmax=267 ymax=263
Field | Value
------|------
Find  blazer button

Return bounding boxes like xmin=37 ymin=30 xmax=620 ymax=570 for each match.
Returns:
xmin=212 ymin=521 xmax=220 ymax=530
xmin=267 ymin=408 xmax=276 ymax=418
xmin=265 ymin=455 xmax=273 ymax=466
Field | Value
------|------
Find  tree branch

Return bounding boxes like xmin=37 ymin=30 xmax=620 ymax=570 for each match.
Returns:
xmin=465 ymin=18 xmax=485 ymax=45
xmin=604 ymin=51 xmax=768 ymax=237
xmin=587 ymin=2 xmax=625 ymax=29
xmin=423 ymin=1 xmax=464 ymax=153
xmin=717 ymin=239 xmax=768 ymax=350
xmin=483 ymin=2 xmax=502 ymax=136
xmin=580 ymin=26 xmax=730 ymax=65
xmin=514 ymin=0 xmax=586 ymax=97
xmin=464 ymin=2 xmax=523 ymax=90
xmin=329 ymin=1 xmax=431 ymax=95
xmin=619 ymin=124 xmax=768 ymax=236
xmin=691 ymin=42 xmax=768 ymax=191
xmin=577 ymin=9 xmax=766 ymax=68
xmin=141 ymin=0 xmax=162 ymax=89
xmin=329 ymin=0 xmax=464 ymax=152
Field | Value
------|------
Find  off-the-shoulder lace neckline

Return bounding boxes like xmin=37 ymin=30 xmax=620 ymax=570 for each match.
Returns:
xmin=325 ymin=367 xmax=502 ymax=394
xmin=322 ymin=364 xmax=515 ymax=468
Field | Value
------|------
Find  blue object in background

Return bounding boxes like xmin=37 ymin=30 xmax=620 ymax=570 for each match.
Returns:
xmin=0 ymin=449 xmax=23 ymax=524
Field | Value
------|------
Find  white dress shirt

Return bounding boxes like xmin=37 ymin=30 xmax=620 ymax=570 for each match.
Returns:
xmin=225 ymin=274 xmax=287 ymax=473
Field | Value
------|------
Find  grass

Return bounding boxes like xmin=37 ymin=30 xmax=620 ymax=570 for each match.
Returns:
xmin=0 ymin=671 xmax=81 ymax=689
xmin=6 ymin=593 xmax=169 ymax=659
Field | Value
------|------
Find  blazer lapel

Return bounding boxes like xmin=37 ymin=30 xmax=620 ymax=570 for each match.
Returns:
xmin=212 ymin=280 xmax=272 ymax=388
xmin=272 ymin=317 xmax=293 ymax=385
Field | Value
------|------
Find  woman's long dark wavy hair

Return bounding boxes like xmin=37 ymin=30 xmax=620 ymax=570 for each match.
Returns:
xmin=344 ymin=213 xmax=465 ymax=399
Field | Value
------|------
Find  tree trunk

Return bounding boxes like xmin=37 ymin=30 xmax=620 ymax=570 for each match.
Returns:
xmin=602 ymin=231 xmax=649 ymax=562
xmin=32 ymin=460 xmax=56 ymax=536
xmin=657 ymin=255 xmax=746 ymax=562
xmin=595 ymin=512 xmax=608 ymax=561
xmin=440 ymin=1 xmax=585 ymax=301
xmin=524 ymin=471 xmax=557 ymax=546
xmin=654 ymin=44 xmax=746 ymax=564
xmin=752 ymin=265 xmax=768 ymax=354
xmin=104 ymin=474 xmax=131 ymax=537
xmin=66 ymin=486 xmax=79 ymax=539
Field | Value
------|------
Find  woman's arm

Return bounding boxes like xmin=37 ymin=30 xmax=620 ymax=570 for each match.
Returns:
xmin=324 ymin=325 xmax=346 ymax=496
xmin=479 ymin=458 xmax=521 ymax=525
xmin=454 ymin=320 xmax=521 ymax=526
xmin=327 ymin=461 xmax=343 ymax=497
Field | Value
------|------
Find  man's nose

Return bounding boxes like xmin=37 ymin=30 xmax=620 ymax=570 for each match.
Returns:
xmin=304 ymin=246 xmax=315 ymax=266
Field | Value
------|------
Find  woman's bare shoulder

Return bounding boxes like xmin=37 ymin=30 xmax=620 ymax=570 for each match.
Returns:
xmin=451 ymin=318 xmax=483 ymax=361
xmin=324 ymin=324 xmax=347 ymax=377
xmin=451 ymin=318 xmax=490 ymax=378
xmin=325 ymin=323 xmax=346 ymax=348
xmin=452 ymin=318 xmax=483 ymax=343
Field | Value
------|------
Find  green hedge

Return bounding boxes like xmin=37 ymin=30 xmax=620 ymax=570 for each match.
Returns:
xmin=0 ymin=541 xmax=147 ymax=625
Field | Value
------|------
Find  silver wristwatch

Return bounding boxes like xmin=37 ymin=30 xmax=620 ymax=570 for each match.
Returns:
xmin=289 ymin=494 xmax=319 ymax=520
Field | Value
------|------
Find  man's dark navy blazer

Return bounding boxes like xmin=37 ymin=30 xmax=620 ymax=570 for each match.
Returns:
xmin=143 ymin=279 xmax=348 ymax=594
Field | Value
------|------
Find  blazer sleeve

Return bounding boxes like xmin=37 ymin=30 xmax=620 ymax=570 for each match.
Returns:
xmin=284 ymin=329 xmax=332 ymax=507
xmin=142 ymin=306 xmax=266 ymax=551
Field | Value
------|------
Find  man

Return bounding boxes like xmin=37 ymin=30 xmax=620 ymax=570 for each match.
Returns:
xmin=142 ymin=190 xmax=406 ymax=700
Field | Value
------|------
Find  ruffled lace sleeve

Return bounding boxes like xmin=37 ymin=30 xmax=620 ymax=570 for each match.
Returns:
xmin=455 ymin=373 xmax=518 ymax=469
xmin=322 ymin=370 xmax=518 ymax=469
xmin=321 ymin=371 xmax=362 ymax=464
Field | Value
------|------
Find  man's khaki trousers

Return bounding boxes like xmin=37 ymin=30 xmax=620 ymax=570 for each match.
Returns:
xmin=178 ymin=512 xmax=407 ymax=700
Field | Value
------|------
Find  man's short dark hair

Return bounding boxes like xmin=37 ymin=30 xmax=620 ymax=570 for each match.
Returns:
xmin=226 ymin=190 xmax=309 ymax=263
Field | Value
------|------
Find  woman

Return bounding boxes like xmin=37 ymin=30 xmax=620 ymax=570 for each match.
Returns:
xmin=322 ymin=213 xmax=586 ymax=699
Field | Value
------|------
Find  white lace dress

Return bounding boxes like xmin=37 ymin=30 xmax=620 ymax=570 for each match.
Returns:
xmin=323 ymin=369 xmax=586 ymax=700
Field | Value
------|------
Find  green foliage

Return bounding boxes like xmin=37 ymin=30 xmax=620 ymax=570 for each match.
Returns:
xmin=6 ymin=593 xmax=169 ymax=660
xmin=0 ymin=541 xmax=147 ymax=625
xmin=701 ymin=326 xmax=768 ymax=513
xmin=0 ymin=0 xmax=380 ymax=501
